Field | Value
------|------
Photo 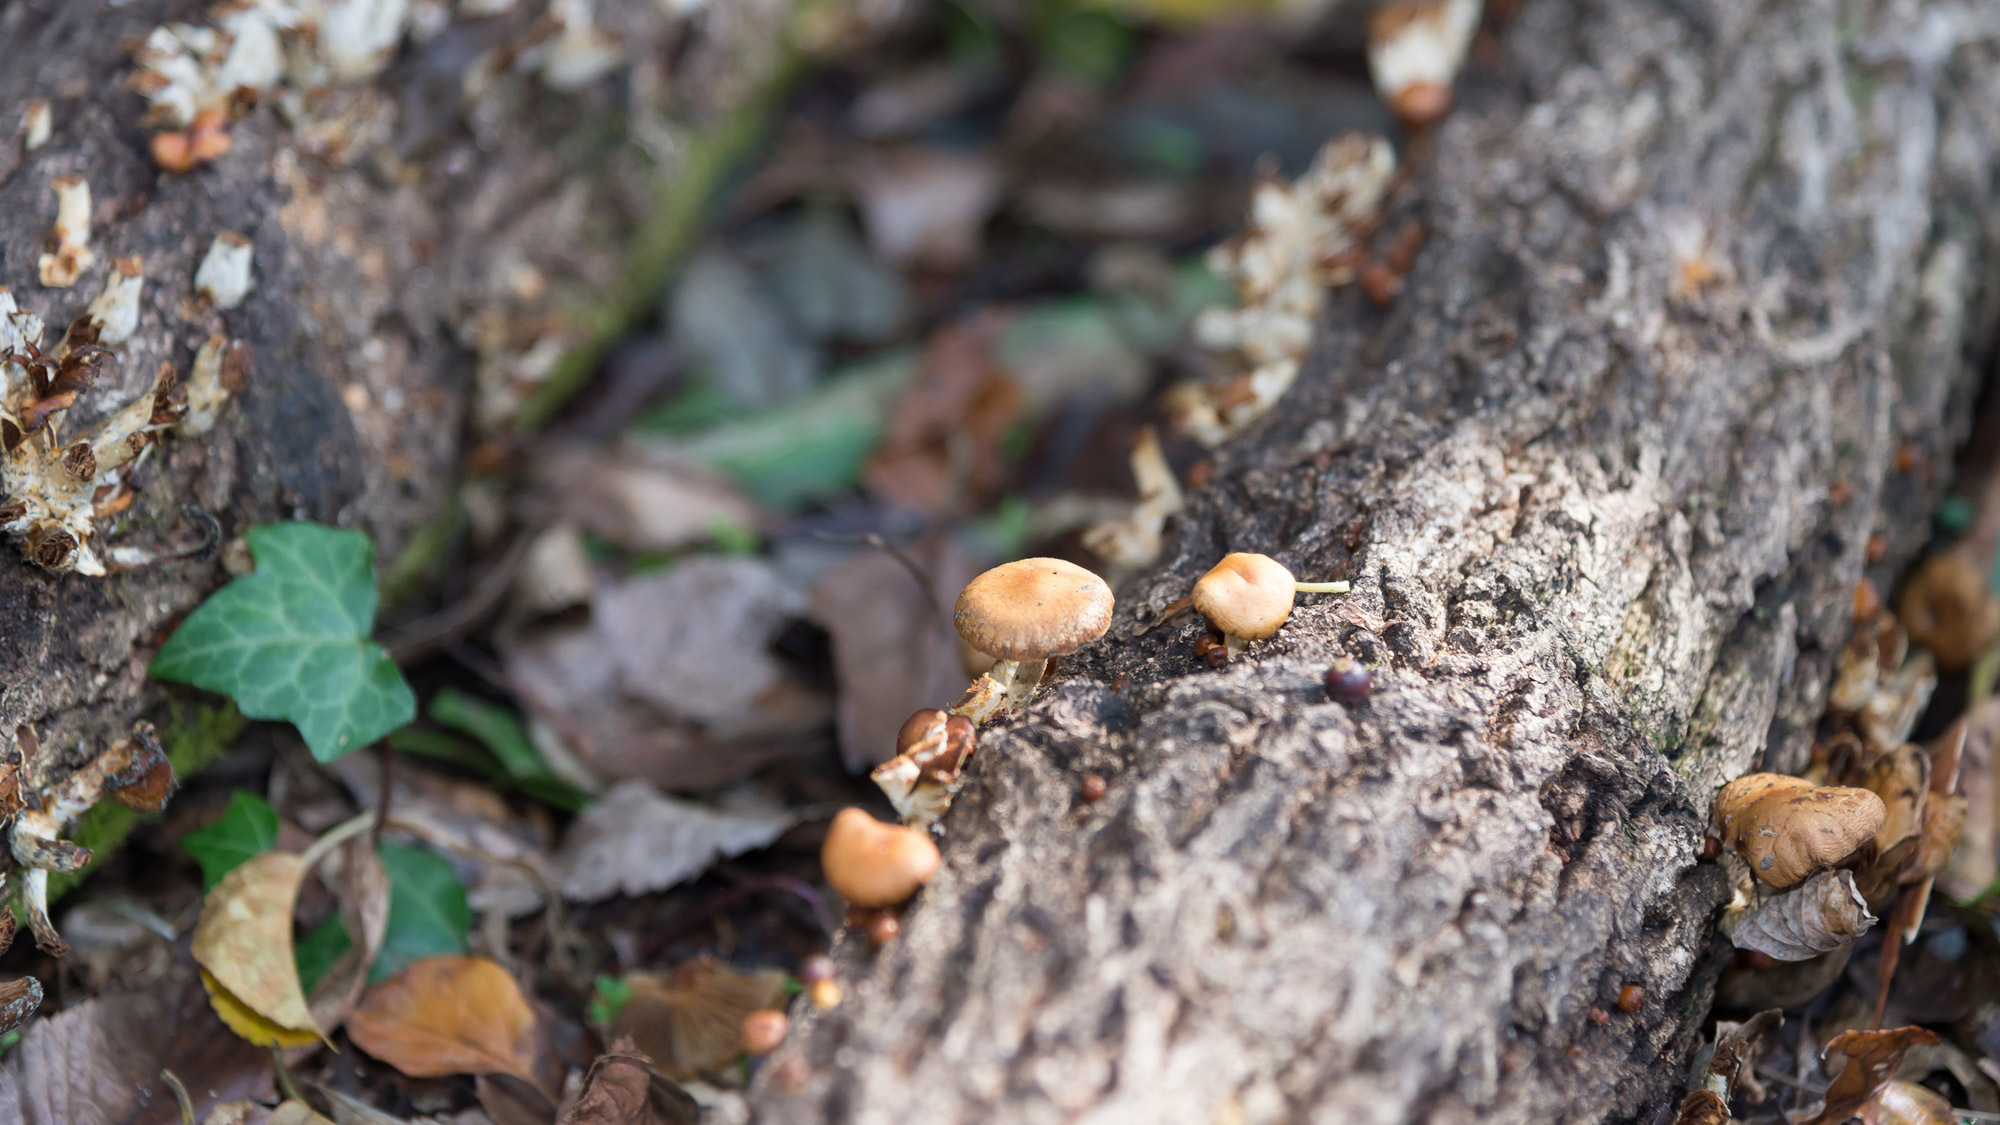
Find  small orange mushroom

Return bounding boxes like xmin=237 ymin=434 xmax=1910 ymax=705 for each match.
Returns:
xmin=821 ymin=807 xmax=940 ymax=909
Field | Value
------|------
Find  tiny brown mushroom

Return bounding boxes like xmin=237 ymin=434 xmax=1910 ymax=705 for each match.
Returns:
xmin=1713 ymin=773 xmax=1887 ymax=888
xmin=953 ymin=558 xmax=1114 ymax=718
xmin=821 ymin=807 xmax=940 ymax=909
xmin=1191 ymin=552 xmax=1350 ymax=660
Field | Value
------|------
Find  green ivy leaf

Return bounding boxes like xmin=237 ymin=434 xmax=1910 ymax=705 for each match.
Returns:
xmin=180 ymin=790 xmax=279 ymax=890
xmin=371 ymin=841 xmax=470 ymax=985
xmin=151 ymin=523 xmax=416 ymax=762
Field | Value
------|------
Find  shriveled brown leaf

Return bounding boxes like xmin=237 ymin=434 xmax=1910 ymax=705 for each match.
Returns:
xmin=0 ymin=977 xmax=39 ymax=1036
xmin=1872 ymin=1079 xmax=1957 ymax=1125
xmin=1729 ymin=870 xmax=1876 ymax=961
xmin=552 ymin=779 xmax=794 ymax=903
xmin=1704 ymin=1009 xmax=1781 ymax=1099
xmin=863 ymin=313 xmax=1019 ymax=515
xmin=0 ymin=961 xmax=274 ymax=1125
xmin=808 ymin=540 xmax=977 ymax=771
xmin=476 ymin=1072 xmax=558 ymax=1125
xmin=503 ymin=560 xmax=830 ymax=790
xmin=1801 ymin=1026 xmax=1941 ymax=1125
xmin=1940 ymin=700 xmax=2000 ymax=900
xmin=608 ymin=960 xmax=787 ymax=1078
xmin=848 ymin=146 xmax=1004 ymax=269
xmin=555 ymin=1042 xmax=699 ymax=1125
xmin=348 ymin=956 xmax=538 ymax=1082
xmin=192 ymin=852 xmax=322 ymax=1044
xmin=1865 ymin=745 xmax=1930 ymax=861
xmin=533 ymin=445 xmax=766 ymax=556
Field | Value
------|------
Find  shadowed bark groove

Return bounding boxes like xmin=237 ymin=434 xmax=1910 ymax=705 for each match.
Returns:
xmin=754 ymin=2 xmax=2000 ymax=1122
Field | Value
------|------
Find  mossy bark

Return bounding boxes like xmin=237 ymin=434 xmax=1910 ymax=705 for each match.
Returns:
xmin=753 ymin=3 xmax=2000 ymax=1122
xmin=0 ymin=0 xmax=796 ymax=871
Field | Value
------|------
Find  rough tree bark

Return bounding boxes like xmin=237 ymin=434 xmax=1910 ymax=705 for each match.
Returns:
xmin=755 ymin=3 xmax=2000 ymax=1122
xmin=0 ymin=0 xmax=788 ymax=830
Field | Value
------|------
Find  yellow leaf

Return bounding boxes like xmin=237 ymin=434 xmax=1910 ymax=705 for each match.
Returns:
xmin=192 ymin=852 xmax=323 ymax=1044
xmin=347 ymin=955 xmax=538 ymax=1081
xmin=199 ymin=968 xmax=320 ymax=1049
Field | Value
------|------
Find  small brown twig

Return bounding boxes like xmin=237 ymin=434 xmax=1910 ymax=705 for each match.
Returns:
xmin=160 ymin=1069 xmax=196 ymax=1125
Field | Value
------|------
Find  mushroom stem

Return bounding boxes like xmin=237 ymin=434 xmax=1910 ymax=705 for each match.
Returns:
xmin=1294 ymin=580 xmax=1351 ymax=594
xmin=992 ymin=657 xmax=1049 ymax=710
xmin=1223 ymin=634 xmax=1249 ymax=661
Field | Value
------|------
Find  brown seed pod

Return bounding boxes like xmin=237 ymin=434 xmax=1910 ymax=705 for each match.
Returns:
xmin=1713 ymin=773 xmax=1886 ymax=888
xmin=1615 ymin=984 xmax=1644 ymax=1013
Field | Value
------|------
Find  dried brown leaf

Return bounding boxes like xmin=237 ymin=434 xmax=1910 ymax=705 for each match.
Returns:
xmin=1801 ymin=1026 xmax=1940 ymax=1125
xmin=348 ymin=956 xmax=538 ymax=1082
xmin=1872 ymin=1079 xmax=1956 ymax=1125
xmin=534 ymin=445 xmax=766 ymax=556
xmin=809 ymin=541 xmax=976 ymax=771
xmin=556 ymin=1043 xmax=700 ymax=1125
xmin=608 ymin=960 xmax=787 ymax=1078
xmin=1729 ymin=870 xmax=1876 ymax=961
xmin=1865 ymin=745 xmax=1929 ymax=860
xmin=552 ymin=780 xmax=794 ymax=903
xmin=307 ymin=836 xmax=392 ymax=1034
xmin=192 ymin=852 xmax=322 ymax=1043
xmin=0 ymin=962 xmax=274 ymax=1125
xmin=848 ymin=146 xmax=1004 ymax=270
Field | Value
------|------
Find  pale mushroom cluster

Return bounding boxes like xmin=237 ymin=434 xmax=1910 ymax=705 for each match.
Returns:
xmin=1163 ymin=133 xmax=1396 ymax=447
xmin=0 ymin=721 xmax=176 ymax=969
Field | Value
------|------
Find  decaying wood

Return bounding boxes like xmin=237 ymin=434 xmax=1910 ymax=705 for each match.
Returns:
xmin=754 ymin=3 xmax=2000 ymax=1122
xmin=0 ymin=0 xmax=787 ymax=772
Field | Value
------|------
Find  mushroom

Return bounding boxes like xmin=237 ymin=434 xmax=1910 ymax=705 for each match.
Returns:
xmin=821 ymin=807 xmax=941 ymax=909
xmin=1191 ymin=552 xmax=1350 ymax=660
xmin=1712 ymin=773 xmax=1887 ymax=889
xmin=952 ymin=557 xmax=1114 ymax=720
xmin=870 ymin=709 xmax=976 ymax=829
xmin=1898 ymin=548 xmax=2000 ymax=672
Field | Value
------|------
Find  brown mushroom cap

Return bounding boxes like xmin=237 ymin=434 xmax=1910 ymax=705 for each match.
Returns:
xmin=954 ymin=557 xmax=1114 ymax=661
xmin=1191 ymin=552 xmax=1295 ymax=641
xmin=821 ymin=807 xmax=941 ymax=908
xmin=1713 ymin=773 xmax=1887 ymax=889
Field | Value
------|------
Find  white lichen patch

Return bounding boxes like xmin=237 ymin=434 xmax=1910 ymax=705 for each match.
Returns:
xmin=85 ymin=258 xmax=146 ymax=345
xmin=37 ymin=177 xmax=96 ymax=289
xmin=194 ymin=231 xmax=256 ymax=309
xmin=1167 ymin=134 xmax=1396 ymax=446
xmin=0 ymin=292 xmax=236 ymax=576
xmin=21 ymin=101 xmax=51 ymax=151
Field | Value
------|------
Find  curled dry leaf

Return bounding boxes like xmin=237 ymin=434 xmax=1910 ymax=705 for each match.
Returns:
xmin=305 ymin=835 xmax=392 ymax=1034
xmin=1801 ymin=1026 xmax=1941 ymax=1125
xmin=1728 ymin=870 xmax=1875 ymax=961
xmin=555 ymin=1040 xmax=701 ymax=1125
xmin=347 ymin=955 xmax=538 ymax=1082
xmin=608 ymin=959 xmax=788 ymax=1078
xmin=192 ymin=852 xmax=323 ymax=1047
xmin=1873 ymin=1080 xmax=1957 ymax=1125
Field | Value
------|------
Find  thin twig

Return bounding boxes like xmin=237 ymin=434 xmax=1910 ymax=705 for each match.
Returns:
xmin=381 ymin=534 xmax=532 ymax=664
xmin=160 ymin=1069 xmax=195 ymax=1125
xmin=810 ymin=530 xmax=946 ymax=631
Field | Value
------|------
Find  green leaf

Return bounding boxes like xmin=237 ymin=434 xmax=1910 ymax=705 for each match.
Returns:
xmin=371 ymin=841 xmax=470 ymax=985
xmin=424 ymin=690 xmax=589 ymax=812
xmin=180 ymin=790 xmax=279 ymax=890
xmin=151 ymin=523 xmax=416 ymax=762
xmin=588 ymin=974 xmax=635 ymax=1026
xmin=293 ymin=914 xmax=353 ymax=995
